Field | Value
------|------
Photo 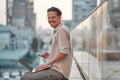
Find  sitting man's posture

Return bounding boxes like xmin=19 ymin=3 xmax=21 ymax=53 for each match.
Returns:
xmin=20 ymin=7 xmax=73 ymax=80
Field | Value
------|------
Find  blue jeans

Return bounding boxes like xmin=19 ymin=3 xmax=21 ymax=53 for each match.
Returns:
xmin=20 ymin=69 xmax=68 ymax=80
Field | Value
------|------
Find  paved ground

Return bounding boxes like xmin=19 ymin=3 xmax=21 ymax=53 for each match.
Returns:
xmin=69 ymin=52 xmax=83 ymax=80
xmin=69 ymin=51 xmax=120 ymax=80
xmin=69 ymin=60 xmax=83 ymax=80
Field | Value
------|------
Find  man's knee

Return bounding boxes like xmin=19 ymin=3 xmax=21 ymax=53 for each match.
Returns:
xmin=20 ymin=72 xmax=31 ymax=80
xmin=20 ymin=75 xmax=26 ymax=80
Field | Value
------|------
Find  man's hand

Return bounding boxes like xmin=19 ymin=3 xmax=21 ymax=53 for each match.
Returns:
xmin=37 ymin=52 xmax=49 ymax=58
xmin=34 ymin=63 xmax=50 ymax=72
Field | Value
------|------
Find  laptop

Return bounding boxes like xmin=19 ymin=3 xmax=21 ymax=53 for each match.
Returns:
xmin=18 ymin=58 xmax=51 ymax=72
xmin=18 ymin=58 xmax=33 ymax=71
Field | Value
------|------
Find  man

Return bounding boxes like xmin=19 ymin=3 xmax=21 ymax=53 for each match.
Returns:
xmin=21 ymin=7 xmax=73 ymax=80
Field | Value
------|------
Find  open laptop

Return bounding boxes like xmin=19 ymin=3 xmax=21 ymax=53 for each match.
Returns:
xmin=18 ymin=58 xmax=33 ymax=71
xmin=18 ymin=58 xmax=51 ymax=72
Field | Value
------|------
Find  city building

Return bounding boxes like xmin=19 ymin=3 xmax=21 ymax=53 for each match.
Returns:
xmin=65 ymin=0 xmax=96 ymax=29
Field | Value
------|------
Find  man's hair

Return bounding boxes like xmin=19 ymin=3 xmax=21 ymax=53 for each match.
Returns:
xmin=47 ymin=7 xmax=62 ymax=16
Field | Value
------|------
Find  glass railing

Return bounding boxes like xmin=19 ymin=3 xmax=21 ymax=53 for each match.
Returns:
xmin=71 ymin=0 xmax=120 ymax=80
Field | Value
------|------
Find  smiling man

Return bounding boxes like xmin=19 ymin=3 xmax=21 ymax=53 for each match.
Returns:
xmin=21 ymin=7 xmax=73 ymax=80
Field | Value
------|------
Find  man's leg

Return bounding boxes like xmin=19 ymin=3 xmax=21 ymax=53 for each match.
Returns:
xmin=21 ymin=69 xmax=67 ymax=80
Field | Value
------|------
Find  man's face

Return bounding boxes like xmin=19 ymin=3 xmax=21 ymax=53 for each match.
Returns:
xmin=47 ymin=11 xmax=61 ymax=28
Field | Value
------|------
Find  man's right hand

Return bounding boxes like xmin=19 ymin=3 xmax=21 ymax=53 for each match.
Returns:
xmin=37 ymin=52 xmax=49 ymax=58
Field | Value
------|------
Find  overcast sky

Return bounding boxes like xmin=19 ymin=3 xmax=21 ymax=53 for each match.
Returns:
xmin=34 ymin=0 xmax=72 ymax=30
xmin=0 ymin=0 xmax=6 ymax=25
xmin=0 ymin=0 xmax=72 ymax=30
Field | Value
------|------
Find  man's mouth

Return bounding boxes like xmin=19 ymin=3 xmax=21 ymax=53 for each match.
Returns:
xmin=50 ymin=22 xmax=55 ymax=25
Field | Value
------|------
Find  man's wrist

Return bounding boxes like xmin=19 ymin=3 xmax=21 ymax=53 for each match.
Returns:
xmin=46 ymin=62 xmax=52 ymax=66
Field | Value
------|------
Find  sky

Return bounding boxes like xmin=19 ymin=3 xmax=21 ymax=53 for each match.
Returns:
xmin=0 ymin=0 xmax=6 ymax=25
xmin=0 ymin=0 xmax=72 ymax=30
xmin=34 ymin=0 xmax=72 ymax=30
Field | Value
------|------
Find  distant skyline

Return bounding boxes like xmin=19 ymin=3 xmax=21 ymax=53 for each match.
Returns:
xmin=0 ymin=0 xmax=72 ymax=30
xmin=34 ymin=0 xmax=72 ymax=30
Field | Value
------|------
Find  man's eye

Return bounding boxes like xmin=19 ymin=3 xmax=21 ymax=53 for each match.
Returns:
xmin=48 ymin=17 xmax=56 ymax=19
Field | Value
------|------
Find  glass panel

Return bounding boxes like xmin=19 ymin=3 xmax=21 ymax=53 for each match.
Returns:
xmin=72 ymin=0 xmax=120 ymax=80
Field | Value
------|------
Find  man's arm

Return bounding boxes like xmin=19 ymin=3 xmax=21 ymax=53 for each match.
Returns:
xmin=35 ymin=52 xmax=66 ymax=72
xmin=47 ymin=52 xmax=67 ymax=65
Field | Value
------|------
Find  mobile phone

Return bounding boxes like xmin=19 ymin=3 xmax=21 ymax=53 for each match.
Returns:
xmin=36 ymin=52 xmax=41 ymax=55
